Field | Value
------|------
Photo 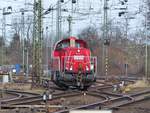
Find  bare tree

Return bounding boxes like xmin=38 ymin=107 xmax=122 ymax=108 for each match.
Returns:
xmin=11 ymin=18 xmax=22 ymax=35
xmin=8 ymin=33 xmax=22 ymax=64
xmin=78 ymin=26 xmax=102 ymax=75
xmin=0 ymin=36 xmax=5 ymax=47
xmin=78 ymin=26 xmax=100 ymax=51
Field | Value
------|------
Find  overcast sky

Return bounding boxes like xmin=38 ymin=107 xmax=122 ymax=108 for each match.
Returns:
xmin=0 ymin=0 xmax=145 ymax=42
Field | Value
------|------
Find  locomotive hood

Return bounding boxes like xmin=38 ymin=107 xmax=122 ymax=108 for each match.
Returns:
xmin=64 ymin=47 xmax=91 ymax=73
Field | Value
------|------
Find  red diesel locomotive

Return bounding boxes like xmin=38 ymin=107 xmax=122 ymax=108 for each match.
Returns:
xmin=50 ymin=37 xmax=97 ymax=89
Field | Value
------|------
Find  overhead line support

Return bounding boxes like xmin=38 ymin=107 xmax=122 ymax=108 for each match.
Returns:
xmin=32 ymin=0 xmax=43 ymax=88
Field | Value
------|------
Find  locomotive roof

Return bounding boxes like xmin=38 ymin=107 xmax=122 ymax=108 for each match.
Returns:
xmin=54 ymin=36 xmax=88 ymax=48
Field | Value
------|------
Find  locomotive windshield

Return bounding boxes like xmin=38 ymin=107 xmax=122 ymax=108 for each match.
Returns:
xmin=75 ymin=42 xmax=80 ymax=48
xmin=70 ymin=38 xmax=75 ymax=47
xmin=62 ymin=42 xmax=69 ymax=48
xmin=56 ymin=42 xmax=69 ymax=50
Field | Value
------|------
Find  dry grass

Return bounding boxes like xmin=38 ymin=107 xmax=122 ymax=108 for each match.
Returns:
xmin=129 ymin=79 xmax=150 ymax=88
xmin=26 ymin=88 xmax=45 ymax=94
xmin=123 ymin=79 xmax=150 ymax=93
xmin=2 ymin=83 xmax=28 ymax=90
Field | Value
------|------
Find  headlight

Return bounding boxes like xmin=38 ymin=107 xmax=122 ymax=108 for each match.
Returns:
xmin=90 ymin=64 xmax=94 ymax=70
xmin=70 ymin=66 xmax=73 ymax=71
xmin=86 ymin=66 xmax=89 ymax=71
xmin=65 ymin=67 xmax=68 ymax=70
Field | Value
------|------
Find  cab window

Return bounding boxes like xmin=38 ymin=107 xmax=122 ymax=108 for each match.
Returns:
xmin=56 ymin=43 xmax=62 ymax=50
xmin=75 ymin=42 xmax=80 ymax=48
xmin=70 ymin=39 xmax=75 ymax=47
xmin=62 ymin=42 xmax=69 ymax=48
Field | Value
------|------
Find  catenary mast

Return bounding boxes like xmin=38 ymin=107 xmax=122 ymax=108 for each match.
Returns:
xmin=32 ymin=0 xmax=43 ymax=87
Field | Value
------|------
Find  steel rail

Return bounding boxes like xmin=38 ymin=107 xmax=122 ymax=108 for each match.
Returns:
xmin=0 ymin=89 xmax=23 ymax=102
xmin=88 ymin=91 xmax=124 ymax=98
xmin=2 ymin=91 xmax=83 ymax=106
xmin=90 ymin=85 xmax=113 ymax=91
xmin=4 ymin=89 xmax=40 ymax=96
xmin=0 ymin=89 xmax=41 ymax=104
xmin=52 ymin=89 xmax=150 ymax=113
xmin=1 ymin=95 xmax=42 ymax=105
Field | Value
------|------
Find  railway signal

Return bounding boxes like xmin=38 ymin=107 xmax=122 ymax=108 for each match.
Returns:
xmin=120 ymin=0 xmax=128 ymax=5
xmin=103 ymin=0 xmax=110 ymax=78
xmin=60 ymin=0 xmax=64 ymax=3
xmin=72 ymin=0 xmax=76 ymax=4
xmin=61 ymin=0 xmax=76 ymax=3
xmin=67 ymin=15 xmax=72 ymax=36
xmin=2 ymin=6 xmax=12 ymax=65
xmin=118 ymin=11 xmax=126 ymax=17
xmin=104 ymin=39 xmax=110 ymax=46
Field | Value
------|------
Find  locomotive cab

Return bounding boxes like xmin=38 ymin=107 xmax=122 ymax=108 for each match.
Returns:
xmin=51 ymin=37 xmax=97 ymax=89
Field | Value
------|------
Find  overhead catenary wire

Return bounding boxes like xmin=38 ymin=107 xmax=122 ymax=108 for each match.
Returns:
xmin=0 ymin=0 xmax=143 ymax=42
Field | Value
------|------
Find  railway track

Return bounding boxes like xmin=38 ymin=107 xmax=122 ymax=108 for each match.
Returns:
xmin=0 ymin=89 xmax=39 ymax=100
xmin=0 ymin=89 xmax=40 ymax=104
xmin=0 ymin=90 xmax=22 ymax=101
xmin=0 ymin=78 xmax=149 ymax=113
xmin=4 ymin=89 xmax=40 ymax=96
xmin=1 ymin=90 xmax=83 ymax=106
xmin=1 ymin=81 xmax=115 ymax=106
xmin=51 ymin=89 xmax=150 ymax=113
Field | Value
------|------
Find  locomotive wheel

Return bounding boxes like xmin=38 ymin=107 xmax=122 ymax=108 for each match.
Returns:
xmin=51 ymin=71 xmax=55 ymax=81
xmin=51 ymin=71 xmax=59 ymax=81
xmin=55 ymin=81 xmax=68 ymax=90
xmin=83 ymin=86 xmax=90 ymax=90
xmin=79 ymin=85 xmax=90 ymax=91
xmin=53 ymin=72 xmax=69 ymax=90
